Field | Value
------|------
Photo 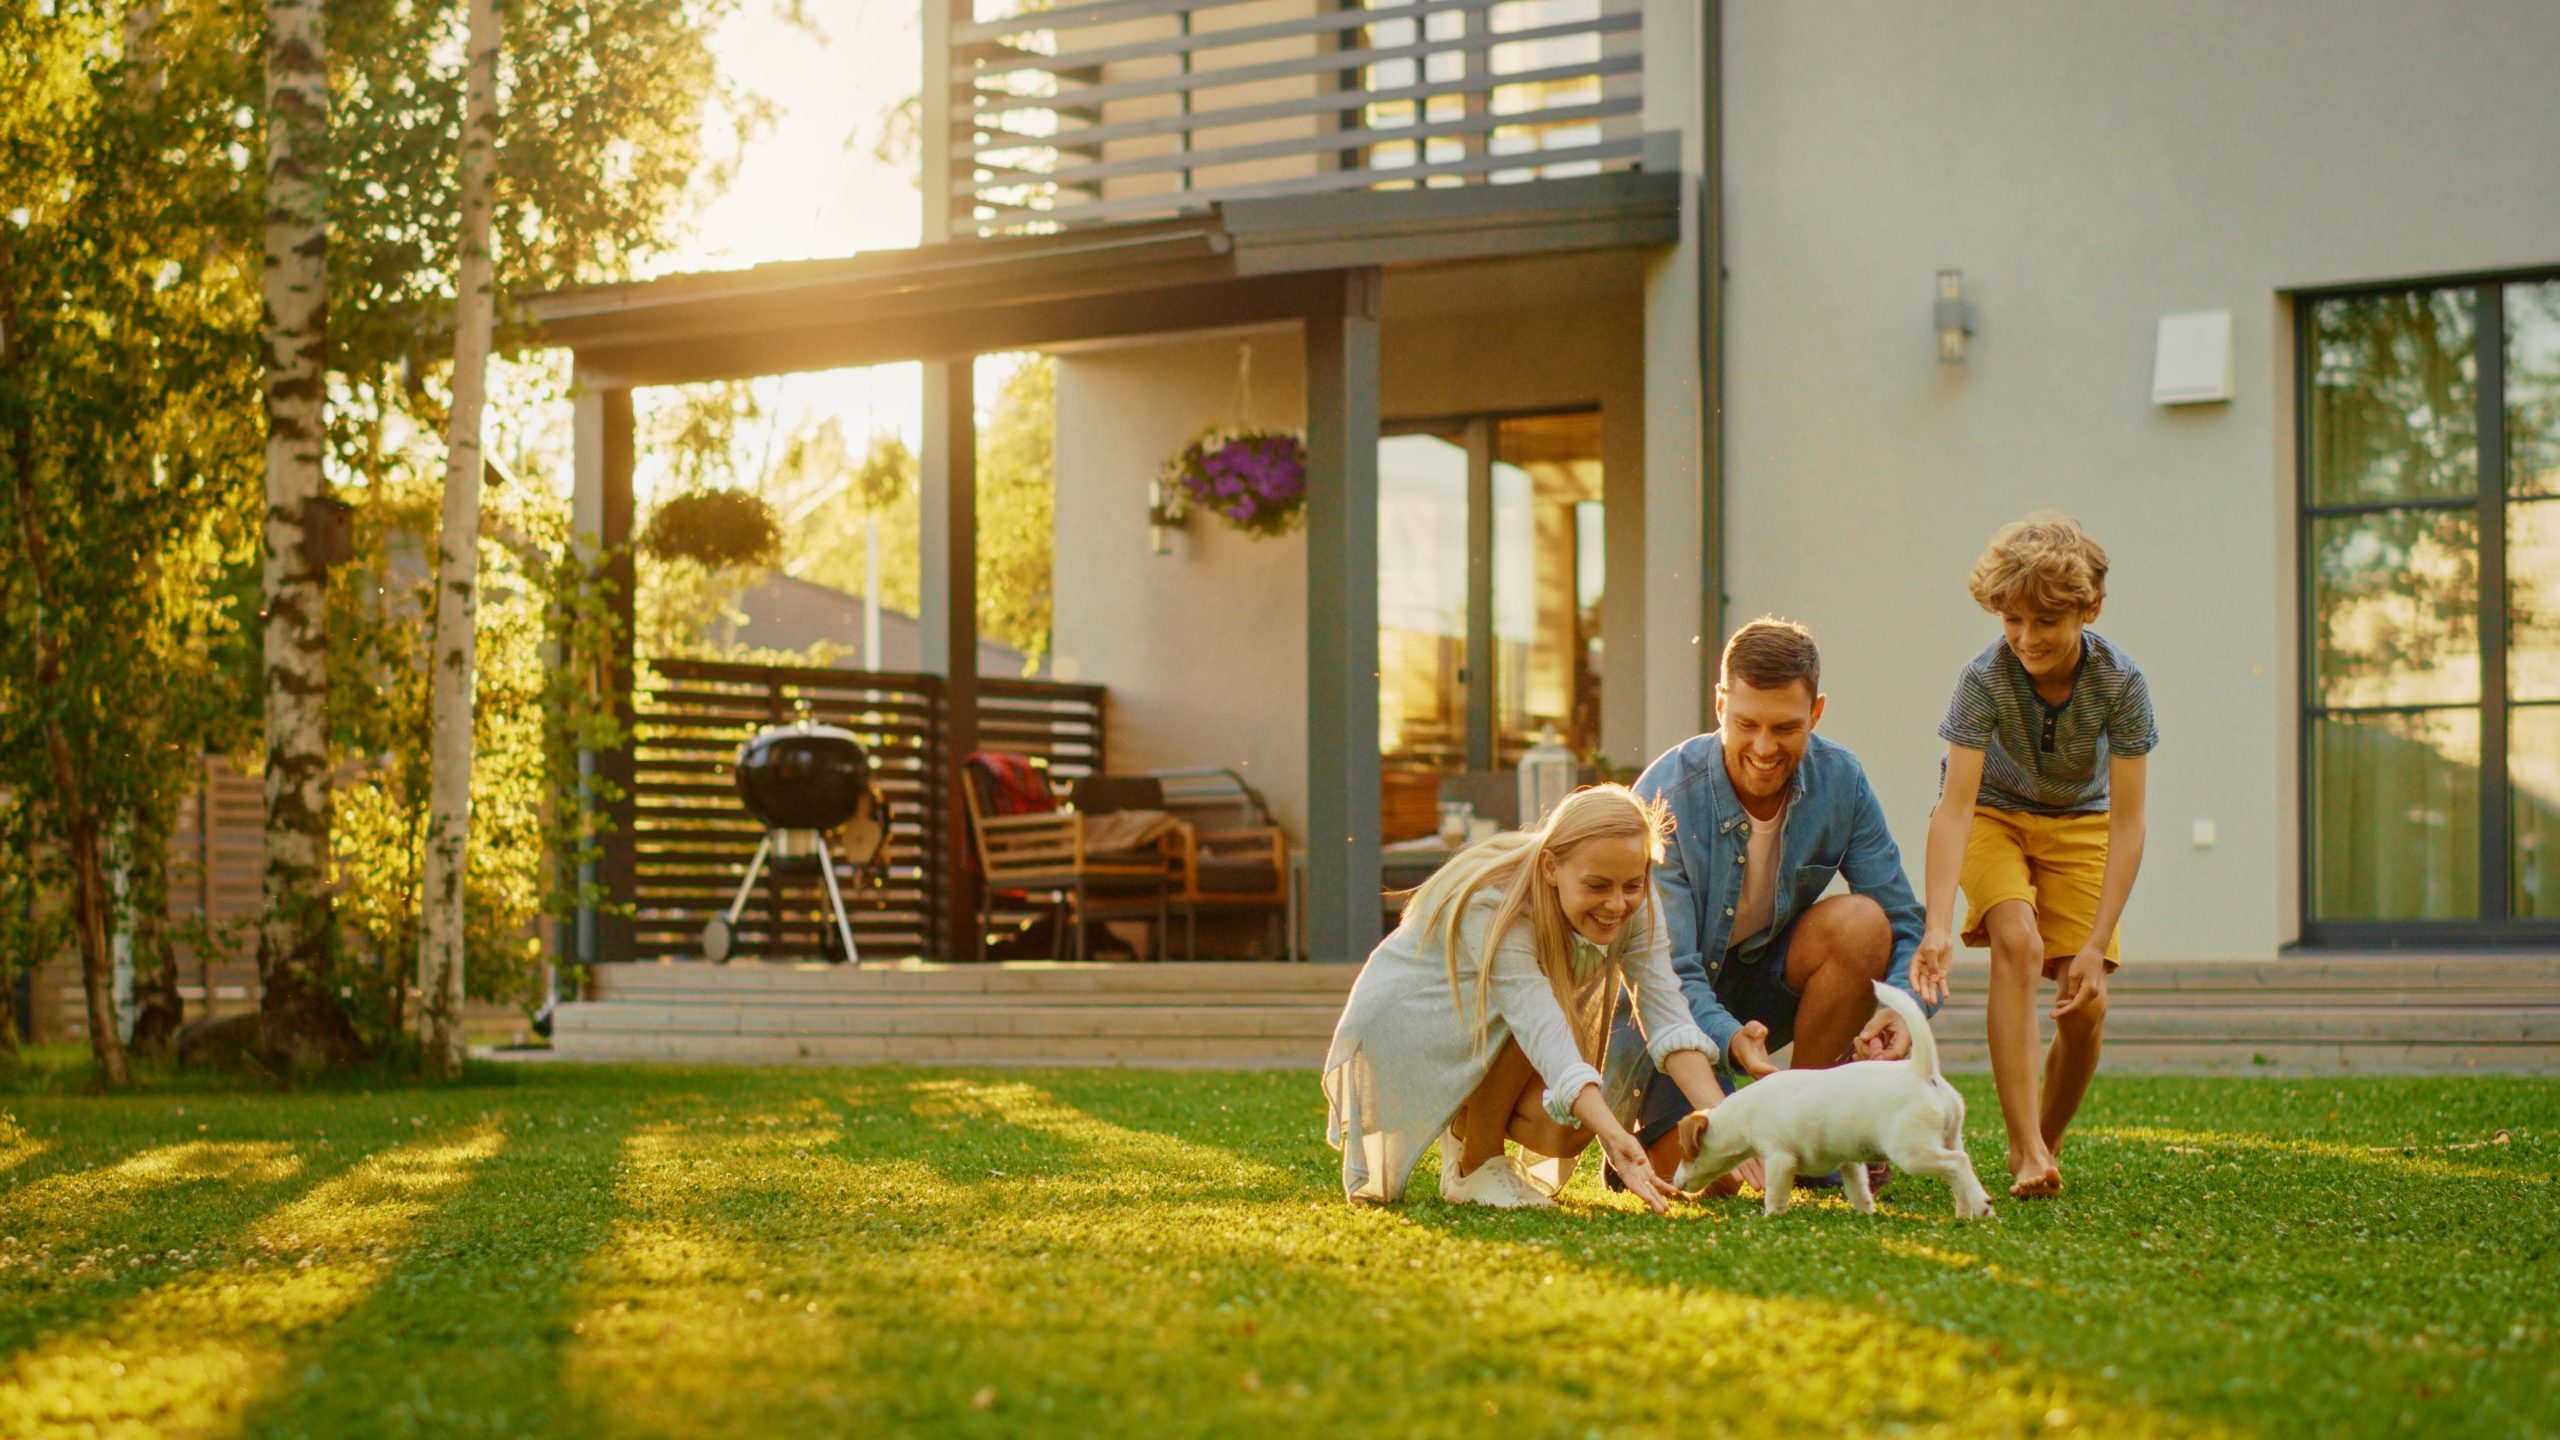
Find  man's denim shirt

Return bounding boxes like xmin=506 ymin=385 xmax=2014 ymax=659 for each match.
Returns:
xmin=1633 ymin=732 xmax=1930 ymax=1055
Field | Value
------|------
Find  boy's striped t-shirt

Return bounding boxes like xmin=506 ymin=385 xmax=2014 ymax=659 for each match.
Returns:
xmin=1937 ymin=630 xmax=2158 ymax=814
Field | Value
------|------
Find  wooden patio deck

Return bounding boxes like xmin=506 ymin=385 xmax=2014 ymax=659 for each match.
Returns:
xmin=548 ymin=955 xmax=2560 ymax=1074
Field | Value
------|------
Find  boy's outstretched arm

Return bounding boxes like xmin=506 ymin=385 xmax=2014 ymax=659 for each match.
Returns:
xmin=1913 ymin=744 xmax=1986 ymax=1004
xmin=2056 ymin=754 xmax=2146 ymax=1018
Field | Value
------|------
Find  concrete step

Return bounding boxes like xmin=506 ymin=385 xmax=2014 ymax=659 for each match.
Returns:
xmin=554 ymin=1030 xmax=1327 ymax=1068
xmin=1916 ymin=1006 xmax=2560 ymax=1044
xmin=552 ymin=954 xmax=2560 ymax=1072
xmin=557 ymin=1001 xmax=1340 ymax=1041
xmin=591 ymin=960 xmax=1358 ymax=999
xmin=1936 ymin=1040 xmax=2560 ymax=1074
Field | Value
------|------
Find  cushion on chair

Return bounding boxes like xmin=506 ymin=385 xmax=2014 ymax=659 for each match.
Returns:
xmin=1068 ymin=775 xmax=1166 ymax=814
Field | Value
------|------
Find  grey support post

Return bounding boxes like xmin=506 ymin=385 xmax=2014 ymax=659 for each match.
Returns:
xmin=1302 ymin=268 xmax=1384 ymax=964
xmin=920 ymin=358 xmax=979 ymax=958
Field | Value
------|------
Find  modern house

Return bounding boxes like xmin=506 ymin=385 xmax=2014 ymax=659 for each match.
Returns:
xmin=523 ymin=0 xmax=2560 ymax=982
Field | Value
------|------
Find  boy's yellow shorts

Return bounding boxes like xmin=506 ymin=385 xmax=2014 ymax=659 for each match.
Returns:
xmin=1959 ymin=807 xmax=2121 ymax=978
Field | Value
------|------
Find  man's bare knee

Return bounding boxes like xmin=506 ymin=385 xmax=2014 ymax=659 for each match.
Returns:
xmin=1793 ymin=894 xmax=1892 ymax=989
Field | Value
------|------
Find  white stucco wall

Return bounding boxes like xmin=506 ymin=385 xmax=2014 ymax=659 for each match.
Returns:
xmin=1051 ymin=253 xmax=1650 ymax=844
xmin=1718 ymin=1 xmax=2560 ymax=957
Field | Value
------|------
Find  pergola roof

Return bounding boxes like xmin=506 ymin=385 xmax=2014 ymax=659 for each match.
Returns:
xmin=520 ymin=172 xmax=1679 ymax=386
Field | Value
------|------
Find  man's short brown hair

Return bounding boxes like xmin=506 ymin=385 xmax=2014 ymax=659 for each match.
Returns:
xmin=1721 ymin=616 xmax=1820 ymax=701
xmin=1968 ymin=514 xmax=2109 ymax=616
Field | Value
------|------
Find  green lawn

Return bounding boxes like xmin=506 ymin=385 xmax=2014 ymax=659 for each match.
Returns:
xmin=0 ymin=1061 xmax=2553 ymax=1439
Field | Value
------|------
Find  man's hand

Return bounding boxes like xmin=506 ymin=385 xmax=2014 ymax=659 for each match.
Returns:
xmin=1854 ymin=1007 xmax=1911 ymax=1061
xmin=1909 ymin=930 xmax=1954 ymax=1005
xmin=2052 ymin=948 xmax=2109 ymax=1018
xmin=1726 ymin=1020 xmax=1779 ymax=1079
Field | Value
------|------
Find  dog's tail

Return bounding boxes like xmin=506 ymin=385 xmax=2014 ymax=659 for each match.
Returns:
xmin=1872 ymin=980 xmax=1940 ymax=1083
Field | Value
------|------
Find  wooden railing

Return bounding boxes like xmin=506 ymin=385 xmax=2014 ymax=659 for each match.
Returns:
xmin=944 ymin=0 xmax=1645 ymax=236
xmin=628 ymin=658 xmax=1107 ymax=962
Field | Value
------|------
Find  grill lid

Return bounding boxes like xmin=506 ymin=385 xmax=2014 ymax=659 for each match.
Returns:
xmin=734 ymin=722 xmax=872 ymax=831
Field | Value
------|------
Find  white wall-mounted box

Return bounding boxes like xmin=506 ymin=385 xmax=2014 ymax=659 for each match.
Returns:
xmin=2152 ymin=310 xmax=2235 ymax=405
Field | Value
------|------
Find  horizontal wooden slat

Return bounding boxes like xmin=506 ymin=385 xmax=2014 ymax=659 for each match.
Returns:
xmin=956 ymin=0 xmax=1292 ymax=48
xmin=954 ymin=0 xmax=1503 ymax=83
xmin=966 ymin=10 xmax=1640 ymax=120
xmin=998 ymin=96 xmax=1640 ymax=193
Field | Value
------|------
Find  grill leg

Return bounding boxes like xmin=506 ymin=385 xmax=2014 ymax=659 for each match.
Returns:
xmin=813 ymin=836 xmax=861 ymax=965
xmin=723 ymin=836 xmax=774 ymax=925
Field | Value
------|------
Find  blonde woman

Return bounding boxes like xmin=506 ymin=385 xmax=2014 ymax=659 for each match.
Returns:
xmin=1322 ymin=785 xmax=1726 ymax=1212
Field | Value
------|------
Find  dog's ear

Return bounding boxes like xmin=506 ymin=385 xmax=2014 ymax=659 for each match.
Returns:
xmin=1675 ymin=1110 xmax=1713 ymax=1162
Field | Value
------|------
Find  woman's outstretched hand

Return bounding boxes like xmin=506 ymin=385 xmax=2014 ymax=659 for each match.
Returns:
xmin=1600 ymin=1130 xmax=1673 ymax=1215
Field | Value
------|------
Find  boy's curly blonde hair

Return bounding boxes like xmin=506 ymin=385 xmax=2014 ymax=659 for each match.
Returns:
xmin=1968 ymin=514 xmax=2109 ymax=616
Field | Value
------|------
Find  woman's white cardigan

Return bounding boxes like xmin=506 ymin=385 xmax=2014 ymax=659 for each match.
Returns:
xmin=1320 ymin=886 xmax=1714 ymax=1204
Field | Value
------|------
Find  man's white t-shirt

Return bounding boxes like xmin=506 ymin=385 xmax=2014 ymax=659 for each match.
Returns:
xmin=1729 ymin=801 xmax=1787 ymax=953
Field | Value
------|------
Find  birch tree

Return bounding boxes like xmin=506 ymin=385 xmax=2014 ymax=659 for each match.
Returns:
xmin=260 ymin=0 xmax=367 ymax=1069
xmin=418 ymin=0 xmax=504 ymax=1076
xmin=1 ymin=234 xmax=131 ymax=1088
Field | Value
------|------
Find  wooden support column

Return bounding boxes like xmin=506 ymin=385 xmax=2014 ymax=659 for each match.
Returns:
xmin=920 ymin=358 xmax=978 ymax=957
xmin=1304 ymin=269 xmax=1384 ymax=964
xmin=573 ymin=382 xmax=638 ymax=966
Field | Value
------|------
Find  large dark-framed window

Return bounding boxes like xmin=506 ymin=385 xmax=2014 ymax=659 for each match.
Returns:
xmin=2297 ymin=270 xmax=2560 ymax=946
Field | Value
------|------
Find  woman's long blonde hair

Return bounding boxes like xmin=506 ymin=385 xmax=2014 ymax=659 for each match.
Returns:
xmin=1401 ymin=784 xmax=1674 ymax=1058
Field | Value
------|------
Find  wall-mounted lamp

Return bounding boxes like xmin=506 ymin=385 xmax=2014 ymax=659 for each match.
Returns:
xmin=1935 ymin=269 xmax=1974 ymax=364
xmin=1146 ymin=479 xmax=1190 ymax=556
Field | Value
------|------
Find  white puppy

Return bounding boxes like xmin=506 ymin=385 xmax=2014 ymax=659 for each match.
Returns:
xmin=1668 ymin=981 xmax=1997 ymax=1218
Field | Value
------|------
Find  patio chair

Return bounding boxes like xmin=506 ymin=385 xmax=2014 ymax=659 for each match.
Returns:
xmin=1077 ymin=770 xmax=1289 ymax=960
xmin=962 ymin=754 xmax=1173 ymax=961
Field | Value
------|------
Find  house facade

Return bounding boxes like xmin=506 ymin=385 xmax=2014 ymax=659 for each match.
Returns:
xmin=1040 ymin=0 xmax=2560 ymax=960
xmin=531 ymin=0 xmax=2560 ymax=967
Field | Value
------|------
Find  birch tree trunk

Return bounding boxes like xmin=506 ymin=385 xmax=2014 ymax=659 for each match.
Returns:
xmin=418 ymin=0 xmax=504 ymax=1076
xmin=1 ymin=237 xmax=132 ymax=1087
xmin=259 ymin=0 xmax=366 ymax=1070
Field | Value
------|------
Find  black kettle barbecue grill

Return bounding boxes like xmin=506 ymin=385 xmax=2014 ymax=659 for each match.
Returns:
xmin=699 ymin=721 xmax=887 ymax=964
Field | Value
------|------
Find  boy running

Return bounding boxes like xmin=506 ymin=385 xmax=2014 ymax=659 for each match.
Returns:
xmin=1910 ymin=516 xmax=2155 ymax=1199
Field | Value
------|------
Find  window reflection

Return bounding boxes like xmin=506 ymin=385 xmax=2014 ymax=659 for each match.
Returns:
xmin=2510 ymin=282 xmax=2560 ymax=499
xmin=2516 ymin=707 xmax=2560 ymax=919
xmin=1378 ymin=432 xmax=1469 ymax=768
xmin=2311 ymin=289 xmax=2476 ymax=506
xmin=2310 ymin=509 xmax=2479 ymax=708
xmin=2511 ymin=499 xmax=2560 ymax=703
xmin=1494 ymin=412 xmax=1603 ymax=764
xmin=2312 ymin=710 xmax=2480 ymax=921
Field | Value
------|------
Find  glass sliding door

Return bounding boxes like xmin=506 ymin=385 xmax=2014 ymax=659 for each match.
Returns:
xmin=1492 ymin=412 xmax=1604 ymax=764
xmin=2300 ymin=274 xmax=2560 ymax=942
xmin=1377 ymin=411 xmax=1606 ymax=827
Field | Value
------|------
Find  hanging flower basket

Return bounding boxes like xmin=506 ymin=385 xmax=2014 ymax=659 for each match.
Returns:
xmin=641 ymin=488 xmax=781 ymax=570
xmin=1158 ymin=426 xmax=1309 ymax=539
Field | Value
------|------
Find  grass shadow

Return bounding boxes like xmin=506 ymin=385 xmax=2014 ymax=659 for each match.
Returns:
xmin=225 ymin=1093 xmax=647 ymax=1439
xmin=0 ymin=1107 xmax=408 ymax=1365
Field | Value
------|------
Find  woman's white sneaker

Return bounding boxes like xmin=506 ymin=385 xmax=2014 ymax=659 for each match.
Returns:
xmin=1440 ymin=1153 xmax=1558 ymax=1209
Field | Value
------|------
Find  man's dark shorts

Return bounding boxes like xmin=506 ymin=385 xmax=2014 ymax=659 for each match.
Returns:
xmin=1632 ymin=911 xmax=1807 ymax=1143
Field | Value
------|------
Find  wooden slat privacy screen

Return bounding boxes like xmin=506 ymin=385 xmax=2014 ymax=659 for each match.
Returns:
xmin=948 ymin=0 xmax=1645 ymax=235
xmin=630 ymin=657 xmax=1106 ymax=962
xmin=32 ymin=759 xmax=266 ymax=1043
